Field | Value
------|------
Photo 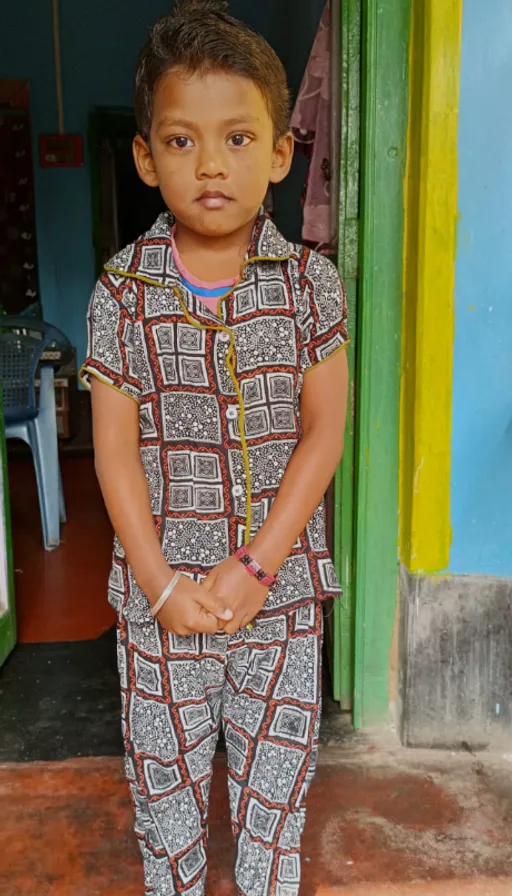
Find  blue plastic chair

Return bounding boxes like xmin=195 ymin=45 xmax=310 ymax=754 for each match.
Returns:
xmin=0 ymin=316 xmax=71 ymax=550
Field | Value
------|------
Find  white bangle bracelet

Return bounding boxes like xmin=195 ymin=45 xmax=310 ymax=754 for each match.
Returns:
xmin=150 ymin=570 xmax=182 ymax=617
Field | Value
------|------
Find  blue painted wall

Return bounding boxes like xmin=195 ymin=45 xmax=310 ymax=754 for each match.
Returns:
xmin=451 ymin=0 xmax=512 ymax=575
xmin=1 ymin=0 xmax=322 ymax=366
xmin=1 ymin=0 xmax=171 ymax=367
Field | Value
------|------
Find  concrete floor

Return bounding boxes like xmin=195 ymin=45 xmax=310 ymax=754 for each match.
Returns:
xmin=1 ymin=741 xmax=511 ymax=896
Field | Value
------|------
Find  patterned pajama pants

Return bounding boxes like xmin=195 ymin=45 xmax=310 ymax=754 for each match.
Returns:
xmin=116 ymin=600 xmax=323 ymax=896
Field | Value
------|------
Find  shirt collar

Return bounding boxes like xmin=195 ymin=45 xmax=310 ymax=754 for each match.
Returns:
xmin=105 ymin=208 xmax=294 ymax=288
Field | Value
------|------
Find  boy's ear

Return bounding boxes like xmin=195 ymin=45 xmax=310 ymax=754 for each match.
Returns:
xmin=269 ymin=132 xmax=294 ymax=185
xmin=133 ymin=135 xmax=159 ymax=187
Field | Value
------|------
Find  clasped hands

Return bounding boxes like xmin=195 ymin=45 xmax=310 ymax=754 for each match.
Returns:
xmin=155 ymin=554 xmax=270 ymax=636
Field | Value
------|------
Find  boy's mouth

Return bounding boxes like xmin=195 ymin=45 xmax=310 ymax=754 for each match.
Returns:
xmin=196 ymin=190 xmax=233 ymax=210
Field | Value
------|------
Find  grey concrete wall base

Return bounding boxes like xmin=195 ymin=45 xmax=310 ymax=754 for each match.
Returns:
xmin=400 ymin=565 xmax=512 ymax=749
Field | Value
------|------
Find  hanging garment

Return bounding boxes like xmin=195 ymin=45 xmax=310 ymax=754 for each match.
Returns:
xmin=291 ymin=5 xmax=333 ymax=254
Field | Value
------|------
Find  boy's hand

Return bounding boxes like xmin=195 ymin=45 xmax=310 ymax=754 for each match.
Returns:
xmin=203 ymin=555 xmax=269 ymax=635
xmin=155 ymin=574 xmax=233 ymax=635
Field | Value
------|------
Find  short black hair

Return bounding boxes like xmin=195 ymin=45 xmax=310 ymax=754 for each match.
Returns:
xmin=135 ymin=0 xmax=291 ymax=143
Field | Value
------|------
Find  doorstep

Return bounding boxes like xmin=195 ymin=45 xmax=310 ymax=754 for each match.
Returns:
xmin=317 ymin=882 xmax=512 ymax=895
xmin=2 ymin=749 xmax=511 ymax=896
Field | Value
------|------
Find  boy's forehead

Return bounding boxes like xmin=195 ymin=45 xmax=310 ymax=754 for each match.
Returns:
xmin=153 ymin=68 xmax=271 ymax=128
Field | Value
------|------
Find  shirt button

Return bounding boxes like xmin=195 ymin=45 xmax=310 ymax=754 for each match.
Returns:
xmin=219 ymin=331 xmax=231 ymax=343
xmin=232 ymin=484 xmax=244 ymax=498
xmin=226 ymin=406 xmax=238 ymax=421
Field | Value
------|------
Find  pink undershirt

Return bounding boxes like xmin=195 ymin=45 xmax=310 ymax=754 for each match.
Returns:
xmin=171 ymin=230 xmax=237 ymax=314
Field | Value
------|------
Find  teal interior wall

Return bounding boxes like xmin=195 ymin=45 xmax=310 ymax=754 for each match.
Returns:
xmin=1 ymin=0 xmax=322 ymax=365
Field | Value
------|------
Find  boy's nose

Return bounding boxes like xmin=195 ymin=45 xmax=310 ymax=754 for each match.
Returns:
xmin=196 ymin=144 xmax=229 ymax=179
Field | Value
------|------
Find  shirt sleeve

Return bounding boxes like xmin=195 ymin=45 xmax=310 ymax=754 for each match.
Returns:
xmin=79 ymin=273 xmax=141 ymax=402
xmin=299 ymin=251 xmax=349 ymax=372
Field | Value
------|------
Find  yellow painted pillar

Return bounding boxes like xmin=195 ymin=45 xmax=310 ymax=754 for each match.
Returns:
xmin=400 ymin=0 xmax=464 ymax=574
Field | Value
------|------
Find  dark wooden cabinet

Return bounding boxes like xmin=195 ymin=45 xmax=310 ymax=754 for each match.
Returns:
xmin=0 ymin=81 xmax=40 ymax=316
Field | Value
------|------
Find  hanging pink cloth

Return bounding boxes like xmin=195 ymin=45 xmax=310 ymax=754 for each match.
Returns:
xmin=291 ymin=4 xmax=332 ymax=253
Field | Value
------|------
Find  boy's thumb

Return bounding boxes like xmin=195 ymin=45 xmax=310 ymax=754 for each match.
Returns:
xmin=198 ymin=592 xmax=233 ymax=621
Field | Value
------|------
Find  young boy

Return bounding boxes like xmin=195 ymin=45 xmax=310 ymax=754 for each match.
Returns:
xmin=81 ymin=1 xmax=349 ymax=893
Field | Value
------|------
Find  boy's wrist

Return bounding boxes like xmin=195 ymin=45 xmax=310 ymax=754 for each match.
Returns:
xmin=235 ymin=546 xmax=278 ymax=587
xmin=244 ymin=537 xmax=283 ymax=578
xmin=141 ymin=559 xmax=177 ymax=607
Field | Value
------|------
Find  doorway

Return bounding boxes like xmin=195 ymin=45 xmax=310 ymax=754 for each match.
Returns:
xmin=0 ymin=0 xmax=411 ymax=742
xmin=87 ymin=19 xmax=356 ymax=718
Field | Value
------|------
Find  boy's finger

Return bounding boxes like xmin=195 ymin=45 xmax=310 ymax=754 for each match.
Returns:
xmin=222 ymin=616 xmax=243 ymax=636
xmin=182 ymin=606 xmax=216 ymax=635
xmin=193 ymin=611 xmax=220 ymax=635
xmin=196 ymin=592 xmax=233 ymax=621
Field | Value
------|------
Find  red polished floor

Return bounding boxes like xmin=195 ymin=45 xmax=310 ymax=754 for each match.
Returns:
xmin=8 ymin=456 xmax=116 ymax=643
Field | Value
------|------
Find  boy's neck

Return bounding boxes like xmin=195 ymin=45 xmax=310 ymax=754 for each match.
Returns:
xmin=173 ymin=215 xmax=257 ymax=282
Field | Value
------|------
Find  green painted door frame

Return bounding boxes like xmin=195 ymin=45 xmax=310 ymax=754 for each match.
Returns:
xmin=331 ymin=0 xmax=361 ymax=711
xmin=333 ymin=0 xmax=410 ymax=726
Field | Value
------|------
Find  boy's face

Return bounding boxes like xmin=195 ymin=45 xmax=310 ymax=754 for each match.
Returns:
xmin=133 ymin=69 xmax=293 ymax=238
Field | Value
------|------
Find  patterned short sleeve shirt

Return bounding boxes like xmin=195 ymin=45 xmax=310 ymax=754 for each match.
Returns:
xmin=81 ymin=211 xmax=349 ymax=623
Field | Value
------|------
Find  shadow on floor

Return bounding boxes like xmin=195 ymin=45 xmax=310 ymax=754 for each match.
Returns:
xmin=0 ymin=624 xmax=353 ymax=762
xmin=0 ymin=628 xmax=122 ymax=762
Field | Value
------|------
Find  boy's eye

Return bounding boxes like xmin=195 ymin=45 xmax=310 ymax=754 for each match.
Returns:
xmin=168 ymin=136 xmax=193 ymax=149
xmin=229 ymin=134 xmax=251 ymax=147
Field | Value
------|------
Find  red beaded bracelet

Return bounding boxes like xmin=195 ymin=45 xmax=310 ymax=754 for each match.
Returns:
xmin=235 ymin=546 xmax=278 ymax=587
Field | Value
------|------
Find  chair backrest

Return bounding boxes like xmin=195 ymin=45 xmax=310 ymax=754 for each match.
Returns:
xmin=0 ymin=317 xmax=69 ymax=422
